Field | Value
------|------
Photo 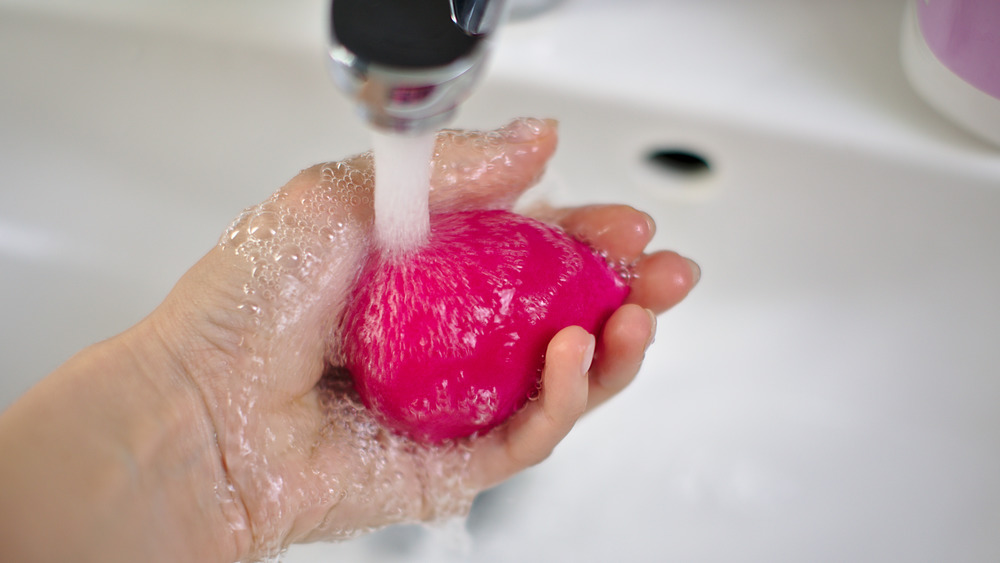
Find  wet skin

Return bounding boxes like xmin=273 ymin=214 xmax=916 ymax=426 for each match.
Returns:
xmin=0 ymin=118 xmax=699 ymax=562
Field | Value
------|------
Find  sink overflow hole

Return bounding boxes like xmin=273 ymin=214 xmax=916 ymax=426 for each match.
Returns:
xmin=645 ymin=148 xmax=711 ymax=177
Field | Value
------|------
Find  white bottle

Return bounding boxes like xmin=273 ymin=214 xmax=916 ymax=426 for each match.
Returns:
xmin=901 ymin=0 xmax=1000 ymax=148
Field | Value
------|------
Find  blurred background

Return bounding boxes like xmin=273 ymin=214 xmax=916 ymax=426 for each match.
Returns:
xmin=2 ymin=1 xmax=999 ymax=561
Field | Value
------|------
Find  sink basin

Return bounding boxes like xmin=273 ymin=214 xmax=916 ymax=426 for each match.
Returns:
xmin=2 ymin=2 xmax=999 ymax=562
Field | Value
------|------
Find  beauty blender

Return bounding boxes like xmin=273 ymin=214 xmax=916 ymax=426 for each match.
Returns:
xmin=340 ymin=209 xmax=629 ymax=443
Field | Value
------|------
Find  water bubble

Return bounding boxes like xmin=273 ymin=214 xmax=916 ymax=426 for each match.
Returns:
xmin=483 ymin=131 xmax=505 ymax=149
xmin=228 ymin=227 xmax=248 ymax=247
xmin=503 ymin=117 xmax=546 ymax=142
xmin=323 ymin=161 xmax=347 ymax=182
xmin=318 ymin=227 xmax=336 ymax=242
xmin=274 ymin=245 xmax=302 ymax=271
xmin=248 ymin=212 xmax=278 ymax=241
xmin=238 ymin=301 xmax=262 ymax=316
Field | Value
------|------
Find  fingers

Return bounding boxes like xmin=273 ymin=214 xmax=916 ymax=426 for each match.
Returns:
xmin=548 ymin=203 xmax=699 ymax=314
xmin=586 ymin=304 xmax=655 ymax=411
xmin=469 ymin=326 xmax=595 ymax=490
xmin=465 ymin=257 xmax=694 ymax=489
xmin=545 ymin=206 xmax=699 ymax=412
xmin=430 ymin=118 xmax=559 ymax=211
xmin=628 ymin=250 xmax=700 ymax=313
xmin=552 ymin=204 xmax=655 ymax=265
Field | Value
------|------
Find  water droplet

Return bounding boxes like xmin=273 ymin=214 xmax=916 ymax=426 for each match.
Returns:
xmin=238 ymin=301 xmax=262 ymax=316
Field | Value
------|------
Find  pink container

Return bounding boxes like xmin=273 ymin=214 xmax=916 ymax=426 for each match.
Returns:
xmin=902 ymin=0 xmax=1000 ymax=146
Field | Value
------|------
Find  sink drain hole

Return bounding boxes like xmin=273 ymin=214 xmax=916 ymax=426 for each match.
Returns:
xmin=645 ymin=148 xmax=711 ymax=176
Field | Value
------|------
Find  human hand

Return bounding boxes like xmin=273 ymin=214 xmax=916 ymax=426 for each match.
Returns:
xmin=0 ymin=119 xmax=698 ymax=562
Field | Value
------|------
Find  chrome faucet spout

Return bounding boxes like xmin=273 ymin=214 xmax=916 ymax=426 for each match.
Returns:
xmin=328 ymin=0 xmax=506 ymax=134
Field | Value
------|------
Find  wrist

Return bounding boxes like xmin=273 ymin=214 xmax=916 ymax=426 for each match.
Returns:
xmin=112 ymin=318 xmax=252 ymax=562
xmin=0 ymin=319 xmax=246 ymax=563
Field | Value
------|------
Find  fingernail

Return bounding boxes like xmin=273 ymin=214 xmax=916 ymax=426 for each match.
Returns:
xmin=642 ymin=211 xmax=656 ymax=238
xmin=503 ymin=117 xmax=550 ymax=143
xmin=644 ymin=308 xmax=658 ymax=351
xmin=581 ymin=334 xmax=596 ymax=376
xmin=685 ymin=257 xmax=702 ymax=287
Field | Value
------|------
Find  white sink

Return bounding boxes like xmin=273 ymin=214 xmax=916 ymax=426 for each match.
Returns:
xmin=2 ymin=2 xmax=999 ymax=562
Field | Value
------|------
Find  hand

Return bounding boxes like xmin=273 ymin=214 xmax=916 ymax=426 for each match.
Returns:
xmin=0 ymin=119 xmax=699 ymax=563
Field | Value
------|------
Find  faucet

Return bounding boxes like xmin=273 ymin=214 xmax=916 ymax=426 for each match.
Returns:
xmin=327 ymin=0 xmax=506 ymax=134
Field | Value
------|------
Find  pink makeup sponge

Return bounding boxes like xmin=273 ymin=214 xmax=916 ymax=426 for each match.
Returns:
xmin=340 ymin=209 xmax=629 ymax=443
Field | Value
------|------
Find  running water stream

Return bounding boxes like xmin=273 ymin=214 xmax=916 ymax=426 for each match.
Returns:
xmin=370 ymin=130 xmax=438 ymax=254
